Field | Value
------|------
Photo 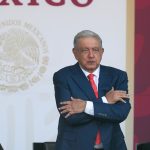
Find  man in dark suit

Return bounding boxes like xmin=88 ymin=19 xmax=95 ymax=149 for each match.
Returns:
xmin=0 ymin=144 xmax=3 ymax=150
xmin=53 ymin=30 xmax=131 ymax=150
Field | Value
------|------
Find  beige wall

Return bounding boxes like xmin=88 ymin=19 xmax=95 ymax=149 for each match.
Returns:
xmin=126 ymin=0 xmax=134 ymax=149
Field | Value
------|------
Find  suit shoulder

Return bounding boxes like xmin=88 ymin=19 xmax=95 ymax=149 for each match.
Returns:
xmin=101 ymin=65 xmax=128 ymax=80
xmin=101 ymin=65 xmax=127 ymax=74
xmin=53 ymin=64 xmax=75 ymax=80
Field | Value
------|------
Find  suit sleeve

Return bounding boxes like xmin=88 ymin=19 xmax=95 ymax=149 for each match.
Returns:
xmin=93 ymin=71 xmax=131 ymax=123
xmin=53 ymin=72 xmax=93 ymax=126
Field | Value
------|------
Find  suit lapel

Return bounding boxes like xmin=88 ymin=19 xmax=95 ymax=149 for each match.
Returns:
xmin=71 ymin=63 xmax=97 ymax=100
xmin=98 ymin=65 xmax=112 ymax=97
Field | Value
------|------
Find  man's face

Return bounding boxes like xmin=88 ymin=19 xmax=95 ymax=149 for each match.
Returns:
xmin=73 ymin=37 xmax=104 ymax=73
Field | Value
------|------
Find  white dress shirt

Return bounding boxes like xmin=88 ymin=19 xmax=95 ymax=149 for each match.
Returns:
xmin=80 ymin=66 xmax=108 ymax=115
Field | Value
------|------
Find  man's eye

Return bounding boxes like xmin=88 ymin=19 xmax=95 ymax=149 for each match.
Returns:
xmin=93 ymin=48 xmax=99 ymax=52
xmin=81 ymin=49 xmax=89 ymax=52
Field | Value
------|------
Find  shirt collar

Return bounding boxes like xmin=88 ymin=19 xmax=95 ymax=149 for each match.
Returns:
xmin=80 ymin=65 xmax=100 ymax=78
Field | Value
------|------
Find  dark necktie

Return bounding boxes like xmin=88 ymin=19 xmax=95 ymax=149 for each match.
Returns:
xmin=88 ymin=73 xmax=101 ymax=145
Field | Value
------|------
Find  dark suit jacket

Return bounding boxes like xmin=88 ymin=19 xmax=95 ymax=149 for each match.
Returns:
xmin=53 ymin=63 xmax=131 ymax=150
xmin=0 ymin=144 xmax=3 ymax=150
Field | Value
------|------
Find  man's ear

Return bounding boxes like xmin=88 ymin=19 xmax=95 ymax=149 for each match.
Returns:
xmin=72 ymin=48 xmax=75 ymax=54
xmin=101 ymin=48 xmax=104 ymax=54
xmin=72 ymin=48 xmax=78 ymax=60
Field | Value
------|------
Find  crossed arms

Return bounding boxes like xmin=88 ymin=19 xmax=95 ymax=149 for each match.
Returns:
xmin=53 ymin=70 xmax=131 ymax=125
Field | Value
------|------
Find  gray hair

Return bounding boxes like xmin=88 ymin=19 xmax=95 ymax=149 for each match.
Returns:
xmin=73 ymin=30 xmax=103 ymax=48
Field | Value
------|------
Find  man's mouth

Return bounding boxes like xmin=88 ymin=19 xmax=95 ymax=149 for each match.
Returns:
xmin=87 ymin=61 xmax=95 ymax=64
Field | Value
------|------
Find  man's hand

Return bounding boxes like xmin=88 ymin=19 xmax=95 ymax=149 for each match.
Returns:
xmin=59 ymin=97 xmax=86 ymax=118
xmin=106 ymin=87 xmax=129 ymax=104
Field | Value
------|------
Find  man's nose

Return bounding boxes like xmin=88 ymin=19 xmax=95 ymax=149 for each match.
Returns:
xmin=88 ymin=49 xmax=94 ymax=57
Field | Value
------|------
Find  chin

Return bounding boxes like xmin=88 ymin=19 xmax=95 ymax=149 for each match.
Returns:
xmin=86 ymin=67 xmax=97 ymax=72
